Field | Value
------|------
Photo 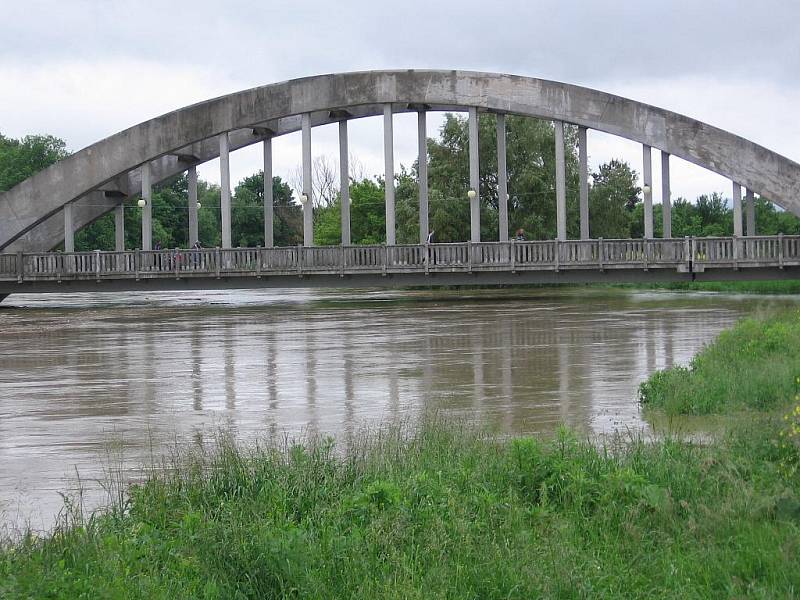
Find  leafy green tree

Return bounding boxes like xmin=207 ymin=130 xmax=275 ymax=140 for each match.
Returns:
xmin=588 ymin=160 xmax=639 ymax=238
xmin=426 ymin=113 xmax=579 ymax=241
xmin=0 ymin=133 xmax=69 ymax=192
xmin=233 ymin=172 xmax=301 ymax=247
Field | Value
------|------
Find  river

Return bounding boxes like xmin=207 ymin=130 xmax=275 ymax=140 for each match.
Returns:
xmin=0 ymin=287 xmax=793 ymax=531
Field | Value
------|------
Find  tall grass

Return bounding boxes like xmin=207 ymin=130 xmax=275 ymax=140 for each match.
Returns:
xmin=1 ymin=417 xmax=799 ymax=598
xmin=639 ymin=308 xmax=800 ymax=415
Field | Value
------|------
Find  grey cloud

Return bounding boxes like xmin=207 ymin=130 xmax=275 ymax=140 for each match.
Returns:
xmin=3 ymin=0 xmax=799 ymax=88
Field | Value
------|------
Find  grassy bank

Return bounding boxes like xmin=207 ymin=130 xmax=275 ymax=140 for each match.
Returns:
xmin=1 ymin=421 xmax=799 ymax=598
xmin=3 ymin=316 xmax=800 ymax=597
xmin=618 ymin=279 xmax=800 ymax=294
xmin=640 ymin=308 xmax=800 ymax=415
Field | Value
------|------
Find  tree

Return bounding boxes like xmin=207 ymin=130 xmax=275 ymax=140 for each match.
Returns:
xmin=233 ymin=172 xmax=301 ymax=247
xmin=0 ymin=133 xmax=70 ymax=192
xmin=426 ymin=113 xmax=579 ymax=241
xmin=588 ymin=160 xmax=639 ymax=238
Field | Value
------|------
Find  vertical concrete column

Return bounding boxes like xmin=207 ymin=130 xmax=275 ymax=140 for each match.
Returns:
xmin=496 ymin=113 xmax=509 ymax=242
xmin=746 ymin=188 xmax=756 ymax=236
xmin=188 ymin=165 xmax=199 ymax=245
xmin=642 ymin=144 xmax=653 ymax=239
xmin=263 ymin=138 xmax=274 ymax=247
xmin=578 ymin=126 xmax=589 ymax=239
xmin=141 ymin=162 xmax=152 ymax=251
xmin=732 ymin=182 xmax=743 ymax=237
xmin=114 ymin=203 xmax=125 ymax=251
xmin=63 ymin=202 xmax=74 ymax=252
xmin=302 ymin=113 xmax=313 ymax=247
xmin=339 ymin=120 xmax=350 ymax=245
xmin=219 ymin=133 xmax=232 ymax=248
xmin=554 ymin=121 xmax=567 ymax=241
xmin=383 ymin=104 xmax=396 ymax=245
xmin=661 ymin=151 xmax=672 ymax=238
xmin=468 ymin=107 xmax=481 ymax=242
xmin=418 ymin=110 xmax=429 ymax=244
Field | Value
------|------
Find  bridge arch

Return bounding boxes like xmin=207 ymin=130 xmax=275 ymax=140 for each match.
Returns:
xmin=2 ymin=69 xmax=799 ymax=251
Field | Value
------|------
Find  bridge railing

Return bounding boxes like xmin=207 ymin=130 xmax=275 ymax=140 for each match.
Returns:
xmin=2 ymin=236 xmax=798 ymax=283
xmin=692 ymin=236 xmax=800 ymax=268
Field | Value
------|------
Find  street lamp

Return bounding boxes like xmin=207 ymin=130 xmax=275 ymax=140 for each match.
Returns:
xmin=300 ymin=193 xmax=309 ymax=205
xmin=467 ymin=189 xmax=477 ymax=200
xmin=196 ymin=202 xmax=202 ymax=209
xmin=137 ymin=198 xmax=146 ymax=208
xmin=642 ymin=184 xmax=651 ymax=195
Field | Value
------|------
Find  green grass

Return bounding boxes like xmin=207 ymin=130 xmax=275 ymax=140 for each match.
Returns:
xmin=622 ymin=280 xmax=800 ymax=294
xmin=640 ymin=308 xmax=800 ymax=415
xmin=1 ymin=417 xmax=799 ymax=599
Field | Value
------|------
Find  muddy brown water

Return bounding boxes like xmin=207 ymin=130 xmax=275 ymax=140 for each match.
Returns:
xmin=0 ymin=287 xmax=795 ymax=531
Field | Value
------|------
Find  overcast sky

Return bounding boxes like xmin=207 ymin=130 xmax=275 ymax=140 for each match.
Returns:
xmin=2 ymin=0 xmax=799 ymax=203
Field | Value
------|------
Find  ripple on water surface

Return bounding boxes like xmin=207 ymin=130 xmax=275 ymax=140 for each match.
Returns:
xmin=0 ymin=287 xmax=792 ymax=531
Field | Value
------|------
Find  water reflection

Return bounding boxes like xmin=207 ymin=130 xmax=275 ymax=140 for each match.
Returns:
xmin=0 ymin=288 xmax=794 ymax=530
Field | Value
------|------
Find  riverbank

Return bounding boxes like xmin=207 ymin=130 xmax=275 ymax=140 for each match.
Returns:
xmin=2 ymin=313 xmax=800 ymax=597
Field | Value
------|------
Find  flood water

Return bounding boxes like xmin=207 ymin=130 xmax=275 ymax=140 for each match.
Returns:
xmin=0 ymin=287 xmax=795 ymax=531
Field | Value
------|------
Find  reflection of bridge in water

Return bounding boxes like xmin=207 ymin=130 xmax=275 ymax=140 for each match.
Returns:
xmin=4 ymin=291 xmax=750 ymax=524
xmin=2 ymin=236 xmax=799 ymax=294
xmin=1 ymin=71 xmax=799 ymax=300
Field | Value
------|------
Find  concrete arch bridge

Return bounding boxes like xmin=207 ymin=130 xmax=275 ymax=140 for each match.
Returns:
xmin=1 ymin=70 xmax=799 ymax=297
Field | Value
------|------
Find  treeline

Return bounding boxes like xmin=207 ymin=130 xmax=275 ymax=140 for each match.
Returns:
xmin=3 ymin=117 xmax=800 ymax=252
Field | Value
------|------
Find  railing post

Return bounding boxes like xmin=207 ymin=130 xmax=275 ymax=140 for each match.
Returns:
xmin=510 ymin=240 xmax=516 ymax=272
xmin=135 ymin=249 xmax=141 ymax=280
xmin=297 ymin=244 xmax=303 ymax=277
xmin=425 ymin=244 xmax=430 ymax=275
xmin=256 ymin=246 xmax=262 ymax=278
xmin=95 ymin=249 xmax=101 ymax=281
xmin=554 ymin=239 xmax=560 ymax=272
xmin=16 ymin=251 xmax=23 ymax=283
xmin=598 ymin=238 xmax=604 ymax=271
xmin=382 ymin=245 xmax=388 ymax=276
xmin=643 ymin=239 xmax=649 ymax=271
xmin=215 ymin=247 xmax=222 ymax=279
xmin=340 ymin=245 xmax=345 ymax=278
xmin=174 ymin=248 xmax=180 ymax=279
xmin=467 ymin=241 xmax=473 ymax=273
xmin=779 ymin=233 xmax=784 ymax=269
xmin=732 ymin=235 xmax=739 ymax=270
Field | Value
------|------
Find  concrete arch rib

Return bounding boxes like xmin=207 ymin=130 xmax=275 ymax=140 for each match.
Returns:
xmin=2 ymin=69 xmax=800 ymax=251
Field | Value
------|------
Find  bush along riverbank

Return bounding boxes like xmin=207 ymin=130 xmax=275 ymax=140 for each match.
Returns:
xmin=2 ymin=318 xmax=800 ymax=597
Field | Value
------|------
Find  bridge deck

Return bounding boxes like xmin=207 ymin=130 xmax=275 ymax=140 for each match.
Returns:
xmin=1 ymin=237 xmax=798 ymax=293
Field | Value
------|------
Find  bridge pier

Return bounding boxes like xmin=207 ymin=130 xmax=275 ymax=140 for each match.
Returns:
xmin=746 ymin=189 xmax=756 ymax=236
xmin=555 ymin=121 xmax=567 ymax=240
xmin=578 ymin=126 xmax=589 ymax=240
xmin=115 ymin=203 xmax=125 ymax=251
xmin=642 ymin=145 xmax=653 ymax=239
xmin=63 ymin=202 xmax=74 ymax=252
xmin=469 ymin=107 xmax=480 ymax=242
xmin=220 ymin=133 xmax=232 ymax=248
xmin=661 ymin=151 xmax=671 ymax=238
xmin=302 ymin=113 xmax=313 ymax=246
xmin=732 ymin=182 xmax=743 ymax=237
xmin=188 ymin=166 xmax=199 ymax=246
xmin=418 ymin=110 xmax=429 ymax=244
xmin=263 ymin=139 xmax=274 ymax=247
xmin=339 ymin=121 xmax=350 ymax=245
xmin=141 ymin=162 xmax=152 ymax=250
xmin=497 ymin=113 xmax=509 ymax=242
xmin=384 ymin=104 xmax=396 ymax=245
